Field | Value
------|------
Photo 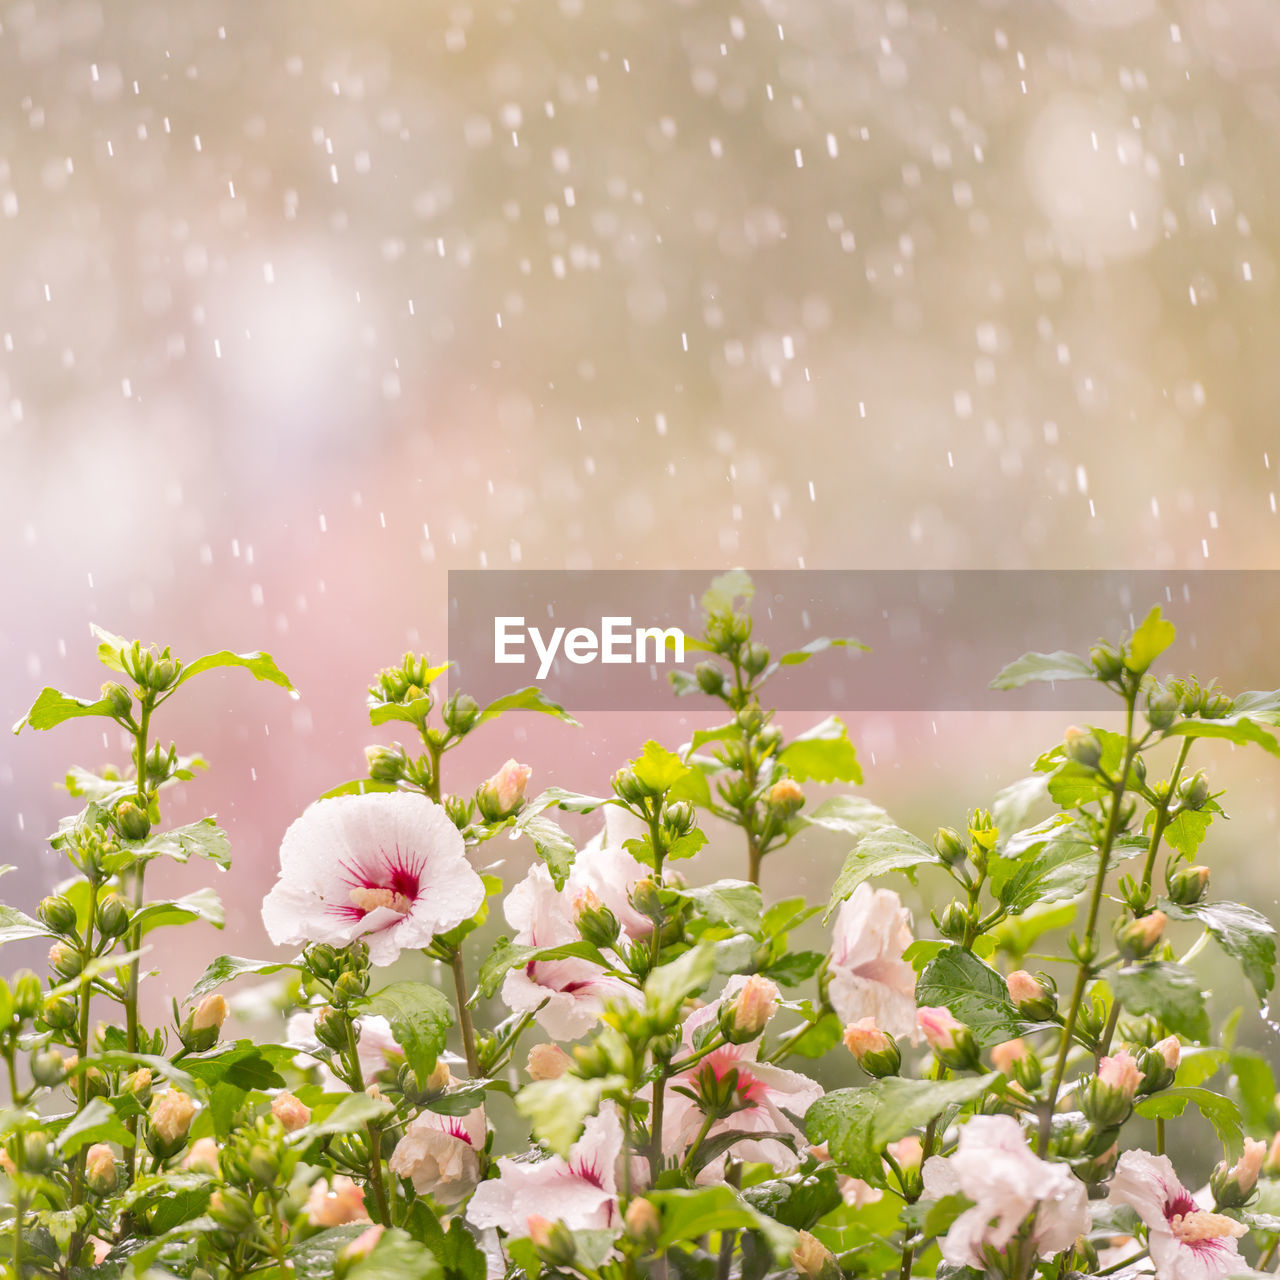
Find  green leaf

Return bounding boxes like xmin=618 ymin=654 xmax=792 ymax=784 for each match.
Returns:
xmin=991 ymin=901 xmax=1079 ymax=959
xmin=1229 ymin=1049 xmax=1278 ymax=1132
xmin=1163 ymin=717 xmax=1280 ymax=758
xmin=183 ymin=1042 xmax=289 ymax=1092
xmin=779 ymin=716 xmax=861 ymax=784
xmin=90 ymin=625 xmax=132 ymax=673
xmin=1169 ymin=900 xmax=1276 ymax=998
xmin=825 ymin=826 xmax=939 ymax=919
xmin=186 ymin=955 xmax=299 ymax=1005
xmin=175 ymin=648 xmax=297 ymax=693
xmin=135 ymin=818 xmax=232 ymax=869
xmin=784 ymin=1011 xmax=843 ymax=1058
xmin=56 ymin=1097 xmax=134 ymax=1155
xmin=773 ymin=637 xmax=867 ymax=668
xmin=1134 ymin=1087 xmax=1242 ymax=1157
xmin=513 ymin=813 xmax=577 ymax=888
xmin=806 ymin=1076 xmax=999 ymax=1183
xmin=515 ymin=1074 xmax=624 ymax=1155
xmin=681 ymin=881 xmax=764 ymax=936
xmin=347 ymin=1227 xmax=444 ymax=1280
xmin=1175 ymin=1047 xmax=1229 ymax=1088
xmin=701 ymin=570 xmax=755 ymax=615
xmin=989 ymin=650 xmax=1094 ymax=691
xmin=1112 ymin=962 xmax=1210 ymax=1041
xmin=632 ymin=740 xmax=693 ymax=793
xmin=135 ymin=887 xmax=225 ymax=934
xmin=741 ymin=1167 xmax=843 ymax=1231
xmin=1229 ymin=690 xmax=1280 ymax=724
xmin=1126 ymin=607 xmax=1177 ymax=674
xmin=0 ymin=904 xmax=53 ymax=946
xmin=1160 ymin=807 xmax=1215 ymax=857
xmin=477 ymin=937 xmax=609 ymax=1000
xmin=287 ymin=1225 xmax=372 ymax=1279
xmin=991 ymin=776 xmax=1049 ymax=848
xmin=363 ymin=982 xmax=454 ymax=1082
xmin=648 ymin=1185 xmax=797 ymax=1262
xmin=800 ymin=796 xmax=893 ymax=842
xmin=12 ymin=688 xmax=117 ymax=734
xmin=991 ymin=826 xmax=1131 ymax=916
xmin=915 ymin=947 xmax=1024 ymax=1047
xmin=474 ymin=687 xmax=580 ymax=728
xmin=319 ymin=778 xmax=400 ymax=799
xmin=645 ymin=945 xmax=717 ymax=1022
xmin=290 ymin=1091 xmax=392 ymax=1143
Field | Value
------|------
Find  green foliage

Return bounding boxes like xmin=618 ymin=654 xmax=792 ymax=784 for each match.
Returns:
xmin=363 ymin=981 xmax=454 ymax=1081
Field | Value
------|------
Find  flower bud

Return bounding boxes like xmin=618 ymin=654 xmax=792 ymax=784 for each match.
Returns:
xmin=43 ymin=996 xmax=78 ymax=1031
xmin=271 ymin=1092 xmax=311 ymax=1133
xmin=663 ymin=799 xmax=695 ymax=835
xmin=1146 ymin=686 xmax=1179 ymax=731
xmin=1090 ymin=641 xmax=1124 ymax=681
xmin=48 ymin=941 xmax=83 ymax=980
xmin=85 ymin=1143 xmax=117 ymax=1194
xmin=101 ymin=681 xmax=133 ymax=720
xmin=1166 ymin=863 xmax=1210 ymax=907
xmin=695 ymin=662 xmax=725 ymax=695
xmin=182 ymin=1136 xmax=220 ymax=1174
xmin=735 ymin=704 xmax=765 ymax=736
xmin=1064 ymin=726 xmax=1103 ymax=769
xmin=306 ymin=943 xmax=341 ymax=983
xmin=625 ymin=1197 xmax=661 ymax=1245
xmin=475 ymin=759 xmax=532 ymax=822
xmin=725 ymin=976 xmax=778 ymax=1041
xmin=114 ymin=800 xmax=151 ymax=841
xmin=23 ymin=1132 xmax=53 ymax=1172
xmin=612 ymin=768 xmax=648 ymax=804
xmin=180 ymin=994 xmax=228 ymax=1052
xmin=573 ymin=889 xmax=621 ymax=951
xmin=1080 ymin=1051 xmax=1141 ymax=1127
xmin=38 ymin=895 xmax=78 ymax=936
xmin=1137 ymin=1037 xmax=1180 ymax=1093
xmin=306 ymin=1176 xmax=370 ymax=1228
xmin=442 ymin=691 xmax=480 ymax=735
xmin=1212 ymin=1137 xmax=1267 ymax=1209
xmin=936 ymin=900 xmax=970 ymax=941
xmin=991 ymin=1038 xmax=1042 ymax=1089
xmin=842 ymin=1018 xmax=901 ymax=1077
xmin=314 ymin=1006 xmax=349 ymax=1051
xmin=12 ymin=971 xmax=41 ymax=1019
xmin=364 ymin=744 xmax=405 ymax=783
xmin=209 ymin=1188 xmax=256 ymax=1231
xmin=1006 ymin=970 xmax=1057 ymax=1021
xmin=1179 ymin=772 xmax=1210 ymax=811
xmin=916 ymin=1006 xmax=980 ymax=1070
xmin=932 ymin=827 xmax=967 ymax=865
xmin=1116 ymin=910 xmax=1167 ymax=960
xmin=95 ymin=893 xmax=130 ymax=939
xmin=247 ymin=1141 xmax=280 ymax=1185
xmin=147 ymin=1089 xmax=196 ymax=1155
xmin=123 ymin=1068 xmax=153 ymax=1103
xmin=791 ymin=1231 xmax=839 ymax=1280
xmin=30 ymin=1048 xmax=68 ymax=1087
xmin=527 ymin=1043 xmax=573 ymax=1081
xmin=766 ymin=778 xmax=805 ymax=815
xmin=742 ymin=642 xmax=770 ymax=677
xmin=629 ymin=877 xmax=664 ymax=922
xmin=527 ymin=1216 xmax=577 ymax=1267
xmin=887 ymin=1136 xmax=923 ymax=1172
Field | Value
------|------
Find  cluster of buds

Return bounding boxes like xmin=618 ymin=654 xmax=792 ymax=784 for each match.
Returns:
xmin=120 ymin=640 xmax=183 ymax=694
xmin=1168 ymin=677 xmax=1233 ymax=721
xmin=369 ymin=653 xmax=438 ymax=708
xmin=916 ymin=1007 xmax=980 ymax=1071
xmin=1211 ymin=1138 xmax=1267 ymax=1209
xmin=1079 ymin=1051 xmax=1142 ymax=1128
xmin=703 ymin=610 xmax=754 ymax=658
xmin=842 ymin=1018 xmax=901 ymax=1078
xmin=718 ymin=975 xmax=779 ymax=1044
xmin=475 ymin=759 xmax=532 ymax=822
xmin=441 ymin=690 xmax=480 ymax=737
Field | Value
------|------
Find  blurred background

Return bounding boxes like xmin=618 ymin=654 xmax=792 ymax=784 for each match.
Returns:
xmin=3 ymin=0 xmax=1280 ymax=1160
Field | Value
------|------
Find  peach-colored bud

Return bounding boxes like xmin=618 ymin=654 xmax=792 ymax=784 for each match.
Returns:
xmin=89 ymin=1237 xmax=112 ymax=1265
xmin=305 ymin=1175 xmax=370 ymax=1227
xmin=271 ymin=1092 xmax=311 ymax=1133
xmin=192 ymin=994 xmax=228 ymax=1033
xmin=527 ymin=1215 xmax=555 ymax=1250
xmin=0 ymin=1151 xmax=15 ymax=1175
xmin=341 ymin=1224 xmax=385 ymax=1261
xmin=1006 ymin=970 xmax=1047 ymax=1006
xmin=365 ymin=1083 xmax=386 ymax=1102
xmin=1266 ymin=1132 xmax=1280 ymax=1176
xmin=1228 ymin=1137 xmax=1267 ymax=1195
xmin=791 ymin=1230 xmax=835 ymax=1278
xmin=182 ymin=1136 xmax=219 ymax=1174
xmin=732 ymin=975 xmax=779 ymax=1037
xmin=527 ymin=1043 xmax=573 ymax=1081
xmin=625 ymin=1197 xmax=660 ymax=1241
xmin=573 ymin=886 xmax=603 ymax=918
xmin=1154 ymin=1036 xmax=1181 ymax=1071
xmin=424 ymin=1060 xmax=453 ymax=1091
xmin=843 ymin=1017 xmax=892 ymax=1061
xmin=485 ymin=759 xmax=532 ymax=815
xmin=767 ymin=779 xmax=805 ymax=810
xmin=123 ymin=1067 xmax=151 ymax=1096
xmin=887 ymin=1136 xmax=923 ymax=1171
xmin=1098 ymin=1051 xmax=1142 ymax=1102
xmin=85 ymin=1143 xmax=117 ymax=1193
xmin=1129 ymin=910 xmax=1167 ymax=950
xmin=916 ymin=1005 xmax=963 ymax=1051
xmin=991 ymin=1038 xmax=1029 ymax=1075
xmin=149 ymin=1089 xmax=196 ymax=1145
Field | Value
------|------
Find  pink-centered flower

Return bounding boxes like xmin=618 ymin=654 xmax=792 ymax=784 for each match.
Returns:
xmin=466 ymin=1104 xmax=623 ymax=1236
xmin=1108 ymin=1149 xmax=1247 ymax=1280
xmin=262 ymin=792 xmax=485 ymax=966
xmin=922 ymin=1115 xmax=1088 ymax=1268
xmin=827 ymin=883 xmax=917 ymax=1042
xmin=659 ymin=976 xmax=823 ymax=1182
xmin=389 ymin=1104 xmax=485 ymax=1205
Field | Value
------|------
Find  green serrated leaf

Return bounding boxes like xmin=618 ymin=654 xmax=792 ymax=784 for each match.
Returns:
xmin=1112 ymin=962 xmax=1209 ymax=1041
xmin=515 ymin=1075 xmax=623 ymax=1155
xmin=363 ymin=981 xmax=454 ymax=1082
xmin=477 ymin=936 xmax=609 ymax=1000
xmin=1126 ymin=607 xmax=1176 ymax=674
xmin=1168 ymin=900 xmax=1276 ymax=999
xmin=135 ymin=887 xmax=225 ymax=935
xmin=915 ymin=947 xmax=1024 ymax=1047
xmin=1134 ymin=1086 xmax=1241 ymax=1157
xmin=632 ymin=740 xmax=693 ymax=793
xmin=989 ymin=650 xmax=1095 ymax=691
xmin=475 ymin=687 xmax=580 ymax=728
xmin=12 ymin=688 xmax=117 ymax=735
xmin=56 ymin=1097 xmax=134 ymax=1154
xmin=779 ymin=716 xmax=861 ymax=784
xmin=825 ymin=826 xmax=939 ymax=919
xmin=186 ymin=955 xmax=300 ymax=1005
xmin=0 ymin=904 xmax=53 ymax=947
xmin=175 ymin=648 xmax=296 ymax=694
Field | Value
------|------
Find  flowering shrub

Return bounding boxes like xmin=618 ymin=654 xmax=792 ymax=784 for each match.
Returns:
xmin=5 ymin=584 xmax=1280 ymax=1280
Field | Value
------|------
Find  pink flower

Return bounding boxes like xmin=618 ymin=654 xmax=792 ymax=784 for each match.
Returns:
xmin=1108 ymin=1149 xmax=1247 ymax=1280
xmin=659 ymin=976 xmax=824 ymax=1181
xmin=1098 ymin=1050 xmax=1142 ymax=1102
xmin=922 ymin=1115 xmax=1088 ymax=1268
xmin=389 ymin=1104 xmax=485 ymax=1205
xmin=826 ymin=884 xmax=917 ymax=1042
xmin=499 ymin=861 xmax=640 ymax=1041
xmin=341 ymin=1224 xmax=385 ymax=1261
xmin=305 ymin=1175 xmax=370 ymax=1227
xmin=262 ymin=792 xmax=485 ymax=966
xmin=466 ymin=1104 xmax=623 ymax=1236
xmin=916 ymin=1005 xmax=963 ymax=1051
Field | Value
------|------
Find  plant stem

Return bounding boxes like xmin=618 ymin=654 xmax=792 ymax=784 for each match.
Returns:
xmin=124 ymin=699 xmax=152 ymax=1185
xmin=648 ymin=1073 xmax=666 ymax=1183
xmin=679 ymin=1111 xmax=719 ymax=1177
xmin=451 ymin=948 xmax=481 ymax=1077
xmin=716 ymin=1162 xmax=742 ymax=1280
xmin=344 ymin=1018 xmax=391 ymax=1226
xmin=1038 ymin=694 xmax=1137 ymax=1156
xmin=1139 ymin=738 xmax=1192 ymax=896
xmin=69 ymin=882 xmax=99 ymax=1212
